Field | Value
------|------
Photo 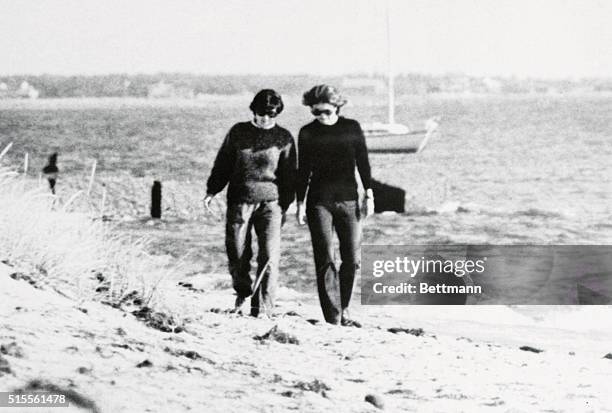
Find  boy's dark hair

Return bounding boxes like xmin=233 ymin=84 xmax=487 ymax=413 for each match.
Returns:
xmin=302 ymin=84 xmax=347 ymax=107
xmin=249 ymin=89 xmax=284 ymax=115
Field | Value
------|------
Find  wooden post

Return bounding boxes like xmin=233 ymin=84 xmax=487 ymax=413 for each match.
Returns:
xmin=151 ymin=181 xmax=162 ymax=219
xmin=87 ymin=160 xmax=97 ymax=196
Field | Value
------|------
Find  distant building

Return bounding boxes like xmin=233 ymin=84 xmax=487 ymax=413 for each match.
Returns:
xmin=147 ymin=81 xmax=194 ymax=99
xmin=15 ymin=81 xmax=40 ymax=99
xmin=483 ymin=77 xmax=502 ymax=93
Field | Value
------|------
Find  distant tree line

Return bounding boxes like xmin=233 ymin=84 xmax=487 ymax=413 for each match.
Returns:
xmin=0 ymin=73 xmax=610 ymax=98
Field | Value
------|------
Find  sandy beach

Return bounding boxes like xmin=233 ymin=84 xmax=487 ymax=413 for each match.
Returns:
xmin=2 ymin=260 xmax=611 ymax=413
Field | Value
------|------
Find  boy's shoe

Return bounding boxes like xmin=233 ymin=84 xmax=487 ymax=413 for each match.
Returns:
xmin=230 ymin=295 xmax=247 ymax=314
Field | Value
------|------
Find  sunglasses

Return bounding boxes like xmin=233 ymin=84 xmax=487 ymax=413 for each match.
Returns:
xmin=255 ymin=110 xmax=278 ymax=118
xmin=311 ymin=108 xmax=335 ymax=116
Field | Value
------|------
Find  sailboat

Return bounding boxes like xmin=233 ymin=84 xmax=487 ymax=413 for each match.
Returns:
xmin=362 ymin=1 xmax=441 ymax=154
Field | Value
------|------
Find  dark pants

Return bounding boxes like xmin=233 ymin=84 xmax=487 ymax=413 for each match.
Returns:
xmin=307 ymin=201 xmax=361 ymax=324
xmin=226 ymin=201 xmax=282 ymax=316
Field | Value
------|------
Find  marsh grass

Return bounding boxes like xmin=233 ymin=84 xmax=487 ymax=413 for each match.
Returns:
xmin=0 ymin=143 xmax=181 ymax=323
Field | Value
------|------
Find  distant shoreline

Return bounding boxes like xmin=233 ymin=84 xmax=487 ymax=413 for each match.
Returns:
xmin=1 ymin=91 xmax=611 ymax=110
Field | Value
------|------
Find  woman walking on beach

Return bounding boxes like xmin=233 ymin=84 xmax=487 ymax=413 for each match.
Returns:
xmin=204 ymin=89 xmax=296 ymax=317
xmin=296 ymin=85 xmax=375 ymax=326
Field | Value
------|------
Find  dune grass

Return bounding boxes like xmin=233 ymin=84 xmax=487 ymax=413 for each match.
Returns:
xmin=0 ymin=143 xmax=175 ymax=313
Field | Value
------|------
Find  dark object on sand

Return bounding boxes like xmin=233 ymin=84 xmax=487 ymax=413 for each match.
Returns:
xmin=0 ymin=342 xmax=24 ymax=358
xmin=603 ymin=353 xmax=612 ymax=360
xmin=371 ymin=179 xmax=405 ymax=213
xmin=132 ymin=306 xmax=183 ymax=333
xmin=365 ymin=393 xmax=385 ymax=409
xmin=151 ymin=180 xmax=162 ymax=219
xmin=519 ymin=345 xmax=543 ymax=353
xmin=388 ymin=327 xmax=425 ymax=336
xmin=42 ymin=153 xmax=59 ymax=194
xmin=254 ymin=325 xmax=299 ymax=345
xmin=293 ymin=378 xmax=331 ymax=395
xmin=0 ymin=354 xmax=12 ymax=375
xmin=284 ymin=310 xmax=301 ymax=317
xmin=136 ymin=359 xmax=153 ymax=368
xmin=23 ymin=379 xmax=101 ymax=413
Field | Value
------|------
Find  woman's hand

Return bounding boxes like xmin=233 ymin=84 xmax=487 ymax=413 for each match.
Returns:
xmin=296 ymin=202 xmax=306 ymax=225
xmin=363 ymin=188 xmax=375 ymax=218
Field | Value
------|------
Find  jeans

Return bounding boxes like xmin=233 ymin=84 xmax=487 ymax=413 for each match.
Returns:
xmin=306 ymin=200 xmax=361 ymax=324
xmin=225 ymin=201 xmax=282 ymax=316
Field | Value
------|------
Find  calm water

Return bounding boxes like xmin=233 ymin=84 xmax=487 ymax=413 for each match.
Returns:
xmin=1 ymin=94 xmax=611 ymax=292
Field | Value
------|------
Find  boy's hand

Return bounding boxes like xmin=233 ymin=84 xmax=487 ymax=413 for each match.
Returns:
xmin=296 ymin=202 xmax=306 ymax=225
xmin=203 ymin=194 xmax=214 ymax=214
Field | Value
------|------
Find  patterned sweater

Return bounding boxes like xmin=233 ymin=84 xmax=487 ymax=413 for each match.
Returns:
xmin=206 ymin=121 xmax=297 ymax=210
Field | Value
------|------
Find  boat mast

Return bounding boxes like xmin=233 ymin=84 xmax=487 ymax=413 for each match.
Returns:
xmin=386 ymin=0 xmax=395 ymax=125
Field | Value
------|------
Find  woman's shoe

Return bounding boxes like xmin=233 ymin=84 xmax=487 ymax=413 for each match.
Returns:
xmin=341 ymin=309 xmax=362 ymax=328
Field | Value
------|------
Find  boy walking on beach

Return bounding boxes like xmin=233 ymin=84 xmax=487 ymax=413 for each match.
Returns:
xmin=203 ymin=89 xmax=296 ymax=317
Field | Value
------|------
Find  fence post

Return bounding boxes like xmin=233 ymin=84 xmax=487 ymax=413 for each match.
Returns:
xmin=151 ymin=180 xmax=162 ymax=219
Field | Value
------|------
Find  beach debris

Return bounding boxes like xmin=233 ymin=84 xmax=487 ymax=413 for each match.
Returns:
xmin=163 ymin=347 xmax=216 ymax=365
xmin=178 ymin=281 xmax=206 ymax=293
xmin=0 ymin=342 xmax=24 ymax=358
xmin=76 ymin=366 xmax=91 ymax=375
xmin=281 ymin=390 xmax=297 ymax=398
xmin=482 ymin=397 xmax=506 ymax=406
xmin=0 ymin=354 xmax=12 ymax=376
xmin=132 ymin=306 xmax=184 ymax=333
xmin=65 ymin=345 xmax=79 ymax=354
xmin=386 ymin=388 xmax=414 ymax=395
xmin=365 ymin=393 xmax=385 ymax=409
xmin=284 ymin=310 xmax=301 ymax=317
xmin=346 ymin=378 xmax=366 ymax=383
xmin=254 ymin=326 xmax=299 ymax=345
xmin=519 ymin=345 xmax=543 ymax=353
xmin=136 ymin=359 xmax=153 ymax=368
xmin=9 ymin=272 xmax=38 ymax=287
xmin=293 ymin=379 xmax=330 ymax=397
xmin=388 ymin=327 xmax=424 ymax=336
xmin=603 ymin=353 xmax=612 ymax=360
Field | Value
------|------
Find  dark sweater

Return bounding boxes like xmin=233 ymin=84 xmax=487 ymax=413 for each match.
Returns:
xmin=297 ymin=116 xmax=372 ymax=203
xmin=206 ymin=121 xmax=296 ymax=210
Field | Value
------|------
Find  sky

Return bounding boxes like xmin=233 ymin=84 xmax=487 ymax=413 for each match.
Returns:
xmin=0 ymin=0 xmax=610 ymax=78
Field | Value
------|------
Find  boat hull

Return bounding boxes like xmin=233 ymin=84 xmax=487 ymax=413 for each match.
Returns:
xmin=366 ymin=131 xmax=428 ymax=153
xmin=363 ymin=117 xmax=440 ymax=154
